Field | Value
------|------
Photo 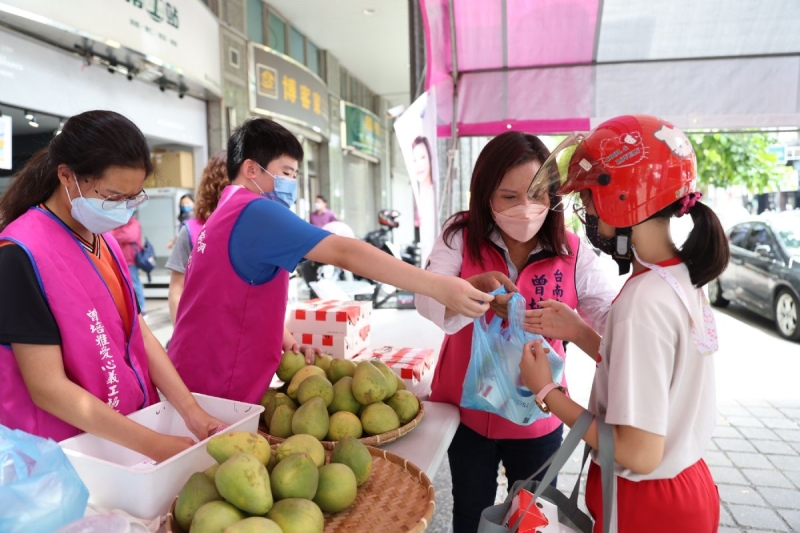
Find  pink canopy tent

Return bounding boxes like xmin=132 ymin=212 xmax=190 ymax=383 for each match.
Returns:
xmin=421 ymin=0 xmax=800 ymax=138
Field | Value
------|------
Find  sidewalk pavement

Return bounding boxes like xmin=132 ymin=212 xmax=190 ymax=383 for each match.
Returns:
xmin=143 ymin=299 xmax=800 ymax=533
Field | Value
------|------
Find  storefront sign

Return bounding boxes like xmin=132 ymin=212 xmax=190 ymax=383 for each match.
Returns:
xmin=0 ymin=0 xmax=221 ymax=94
xmin=0 ymin=115 xmax=11 ymax=170
xmin=249 ymin=43 xmax=329 ymax=138
xmin=341 ymin=102 xmax=382 ymax=159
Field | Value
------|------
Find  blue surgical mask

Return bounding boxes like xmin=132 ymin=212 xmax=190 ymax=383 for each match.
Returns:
xmin=67 ymin=180 xmax=134 ymax=234
xmin=254 ymin=164 xmax=297 ymax=208
xmin=180 ymin=205 xmax=193 ymax=213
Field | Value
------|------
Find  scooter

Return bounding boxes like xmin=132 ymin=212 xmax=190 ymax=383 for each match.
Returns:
xmin=298 ymin=210 xmax=418 ymax=308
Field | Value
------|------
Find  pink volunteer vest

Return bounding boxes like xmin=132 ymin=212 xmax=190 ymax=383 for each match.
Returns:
xmin=169 ymin=186 xmax=289 ymax=404
xmin=0 ymin=207 xmax=157 ymax=441
xmin=184 ymin=218 xmax=204 ymax=250
xmin=430 ymin=231 xmax=580 ymax=439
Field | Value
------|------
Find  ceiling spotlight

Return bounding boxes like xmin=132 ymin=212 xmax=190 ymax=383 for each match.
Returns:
xmin=363 ymin=8 xmax=376 ymax=15
xmin=159 ymin=82 xmax=166 ymax=92
xmin=28 ymin=114 xmax=39 ymax=128
xmin=24 ymin=110 xmax=34 ymax=121
xmin=55 ymin=119 xmax=66 ymax=136
xmin=178 ymin=84 xmax=187 ymax=99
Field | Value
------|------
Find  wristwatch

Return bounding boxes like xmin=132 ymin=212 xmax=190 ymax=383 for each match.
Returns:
xmin=535 ymin=382 xmax=568 ymax=414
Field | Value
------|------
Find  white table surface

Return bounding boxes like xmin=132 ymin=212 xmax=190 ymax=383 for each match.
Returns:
xmin=382 ymin=400 xmax=460 ymax=480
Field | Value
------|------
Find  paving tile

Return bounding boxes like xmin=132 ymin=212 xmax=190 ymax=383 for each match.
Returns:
xmin=719 ymin=404 xmax=752 ymax=417
xmin=778 ymin=408 xmax=800 ymax=420
xmin=738 ymin=399 xmax=772 ymax=408
xmin=711 ymin=465 xmax=749 ymax=485
xmin=720 ymin=503 xmax=735 ymax=526
xmin=784 ymin=470 xmax=800 ymax=489
xmin=728 ymin=452 xmax=774 ymax=469
xmin=716 ymin=438 xmax=757 ymax=453
xmin=717 ymin=528 xmax=740 ymax=533
xmin=728 ymin=504 xmax=789 ymax=531
xmin=747 ymin=406 xmax=785 ymax=418
xmin=775 ymin=429 xmax=800 ymax=443
xmin=778 ymin=510 xmax=800 ymax=531
xmin=768 ymin=454 xmax=800 ymax=472
xmin=706 ymin=439 xmax=719 ymax=451
xmin=758 ymin=487 xmax=800 ymax=510
xmin=726 ymin=416 xmax=766 ymax=428
xmin=715 ymin=425 xmax=745 ymax=438
xmin=761 ymin=418 xmax=800 ymax=430
xmin=750 ymin=439 xmax=797 ymax=455
xmin=718 ymin=484 xmax=767 ymax=506
xmin=771 ymin=400 xmax=800 ymax=409
xmin=738 ymin=427 xmax=781 ymax=441
xmin=705 ymin=450 xmax=733 ymax=467
xmin=741 ymin=468 xmax=795 ymax=489
xmin=792 ymin=442 xmax=800 ymax=455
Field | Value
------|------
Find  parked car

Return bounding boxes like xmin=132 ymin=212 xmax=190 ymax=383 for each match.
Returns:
xmin=709 ymin=212 xmax=800 ymax=341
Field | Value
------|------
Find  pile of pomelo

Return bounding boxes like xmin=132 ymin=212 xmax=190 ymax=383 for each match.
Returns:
xmin=174 ymin=431 xmax=373 ymax=533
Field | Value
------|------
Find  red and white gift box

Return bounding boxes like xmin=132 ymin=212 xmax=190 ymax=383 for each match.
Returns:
xmin=293 ymin=324 xmax=371 ymax=360
xmin=286 ymin=299 xmax=372 ymax=336
xmin=354 ymin=346 xmax=436 ymax=387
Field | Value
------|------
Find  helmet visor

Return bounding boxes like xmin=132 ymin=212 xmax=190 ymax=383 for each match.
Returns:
xmin=528 ymin=132 xmax=614 ymax=212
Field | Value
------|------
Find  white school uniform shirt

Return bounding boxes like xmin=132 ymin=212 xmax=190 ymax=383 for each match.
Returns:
xmin=415 ymin=223 xmax=617 ymax=336
xmin=589 ymin=261 xmax=716 ymax=481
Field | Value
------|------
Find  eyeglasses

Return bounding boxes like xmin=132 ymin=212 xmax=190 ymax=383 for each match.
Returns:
xmin=90 ymin=186 xmax=149 ymax=210
xmin=573 ymin=202 xmax=587 ymax=224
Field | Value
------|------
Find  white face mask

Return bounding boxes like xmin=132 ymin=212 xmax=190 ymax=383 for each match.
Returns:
xmin=67 ymin=179 xmax=134 ymax=234
xmin=315 ymin=202 xmax=325 ymax=211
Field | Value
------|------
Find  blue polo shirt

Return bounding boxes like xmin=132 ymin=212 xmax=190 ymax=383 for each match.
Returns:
xmin=230 ymin=198 xmax=330 ymax=284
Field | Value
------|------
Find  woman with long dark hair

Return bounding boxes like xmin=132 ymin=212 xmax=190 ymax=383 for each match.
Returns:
xmin=415 ymin=131 xmax=616 ymax=532
xmin=0 ymin=110 xmax=223 ymax=461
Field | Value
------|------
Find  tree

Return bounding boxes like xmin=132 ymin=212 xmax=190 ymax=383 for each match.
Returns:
xmin=689 ymin=133 xmax=790 ymax=193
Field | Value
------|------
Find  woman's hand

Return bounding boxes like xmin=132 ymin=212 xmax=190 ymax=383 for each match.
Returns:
xmin=465 ymin=272 xmax=517 ymax=319
xmin=183 ymin=404 xmax=227 ymax=442
xmin=289 ymin=343 xmax=320 ymax=365
xmin=524 ymin=300 xmax=587 ymax=342
xmin=147 ymin=434 xmax=197 ymax=463
xmin=433 ymin=275 xmax=494 ymax=318
xmin=519 ymin=339 xmax=553 ymax=395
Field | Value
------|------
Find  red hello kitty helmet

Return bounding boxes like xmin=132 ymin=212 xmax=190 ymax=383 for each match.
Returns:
xmin=529 ymin=115 xmax=698 ymax=228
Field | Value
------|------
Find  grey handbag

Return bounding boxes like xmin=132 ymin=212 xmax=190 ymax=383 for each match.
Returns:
xmin=478 ymin=410 xmax=617 ymax=533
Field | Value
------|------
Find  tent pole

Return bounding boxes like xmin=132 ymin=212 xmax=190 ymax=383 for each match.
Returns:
xmin=444 ymin=0 xmax=459 ymax=219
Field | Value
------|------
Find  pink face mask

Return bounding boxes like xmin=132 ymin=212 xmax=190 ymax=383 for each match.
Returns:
xmin=491 ymin=202 xmax=549 ymax=243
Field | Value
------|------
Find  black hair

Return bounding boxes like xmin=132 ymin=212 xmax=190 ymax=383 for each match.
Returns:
xmin=0 ymin=110 xmax=152 ymax=230
xmin=227 ymin=117 xmax=304 ymax=180
xmin=651 ymin=195 xmax=731 ymax=287
xmin=316 ymin=195 xmax=327 ymax=203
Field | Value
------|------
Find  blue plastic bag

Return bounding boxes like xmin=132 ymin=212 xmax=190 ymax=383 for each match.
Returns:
xmin=461 ymin=288 xmax=565 ymax=425
xmin=0 ymin=425 xmax=89 ymax=533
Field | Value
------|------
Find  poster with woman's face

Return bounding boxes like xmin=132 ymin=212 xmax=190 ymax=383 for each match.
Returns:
xmin=394 ymin=89 xmax=439 ymax=266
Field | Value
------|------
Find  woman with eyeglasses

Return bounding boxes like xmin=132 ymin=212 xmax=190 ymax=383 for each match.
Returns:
xmin=0 ymin=110 xmax=224 ymax=462
xmin=415 ymin=131 xmax=617 ymax=533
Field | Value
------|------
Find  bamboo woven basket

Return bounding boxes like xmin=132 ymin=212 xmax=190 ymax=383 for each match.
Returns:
xmin=166 ymin=445 xmax=435 ymax=533
xmin=260 ymin=401 xmax=425 ymax=449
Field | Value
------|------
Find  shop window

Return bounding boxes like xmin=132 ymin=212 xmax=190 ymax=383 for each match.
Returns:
xmin=246 ymin=0 xmax=264 ymax=44
xmin=289 ymin=26 xmax=305 ymax=64
xmin=268 ymin=12 xmax=286 ymax=53
xmin=307 ymin=41 xmax=320 ymax=76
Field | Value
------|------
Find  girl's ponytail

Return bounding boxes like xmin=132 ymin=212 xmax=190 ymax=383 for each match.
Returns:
xmin=0 ymin=148 xmax=57 ymax=231
xmin=677 ymin=201 xmax=731 ymax=287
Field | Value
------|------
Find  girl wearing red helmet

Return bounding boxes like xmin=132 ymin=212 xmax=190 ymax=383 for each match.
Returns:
xmin=519 ymin=115 xmax=728 ymax=532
